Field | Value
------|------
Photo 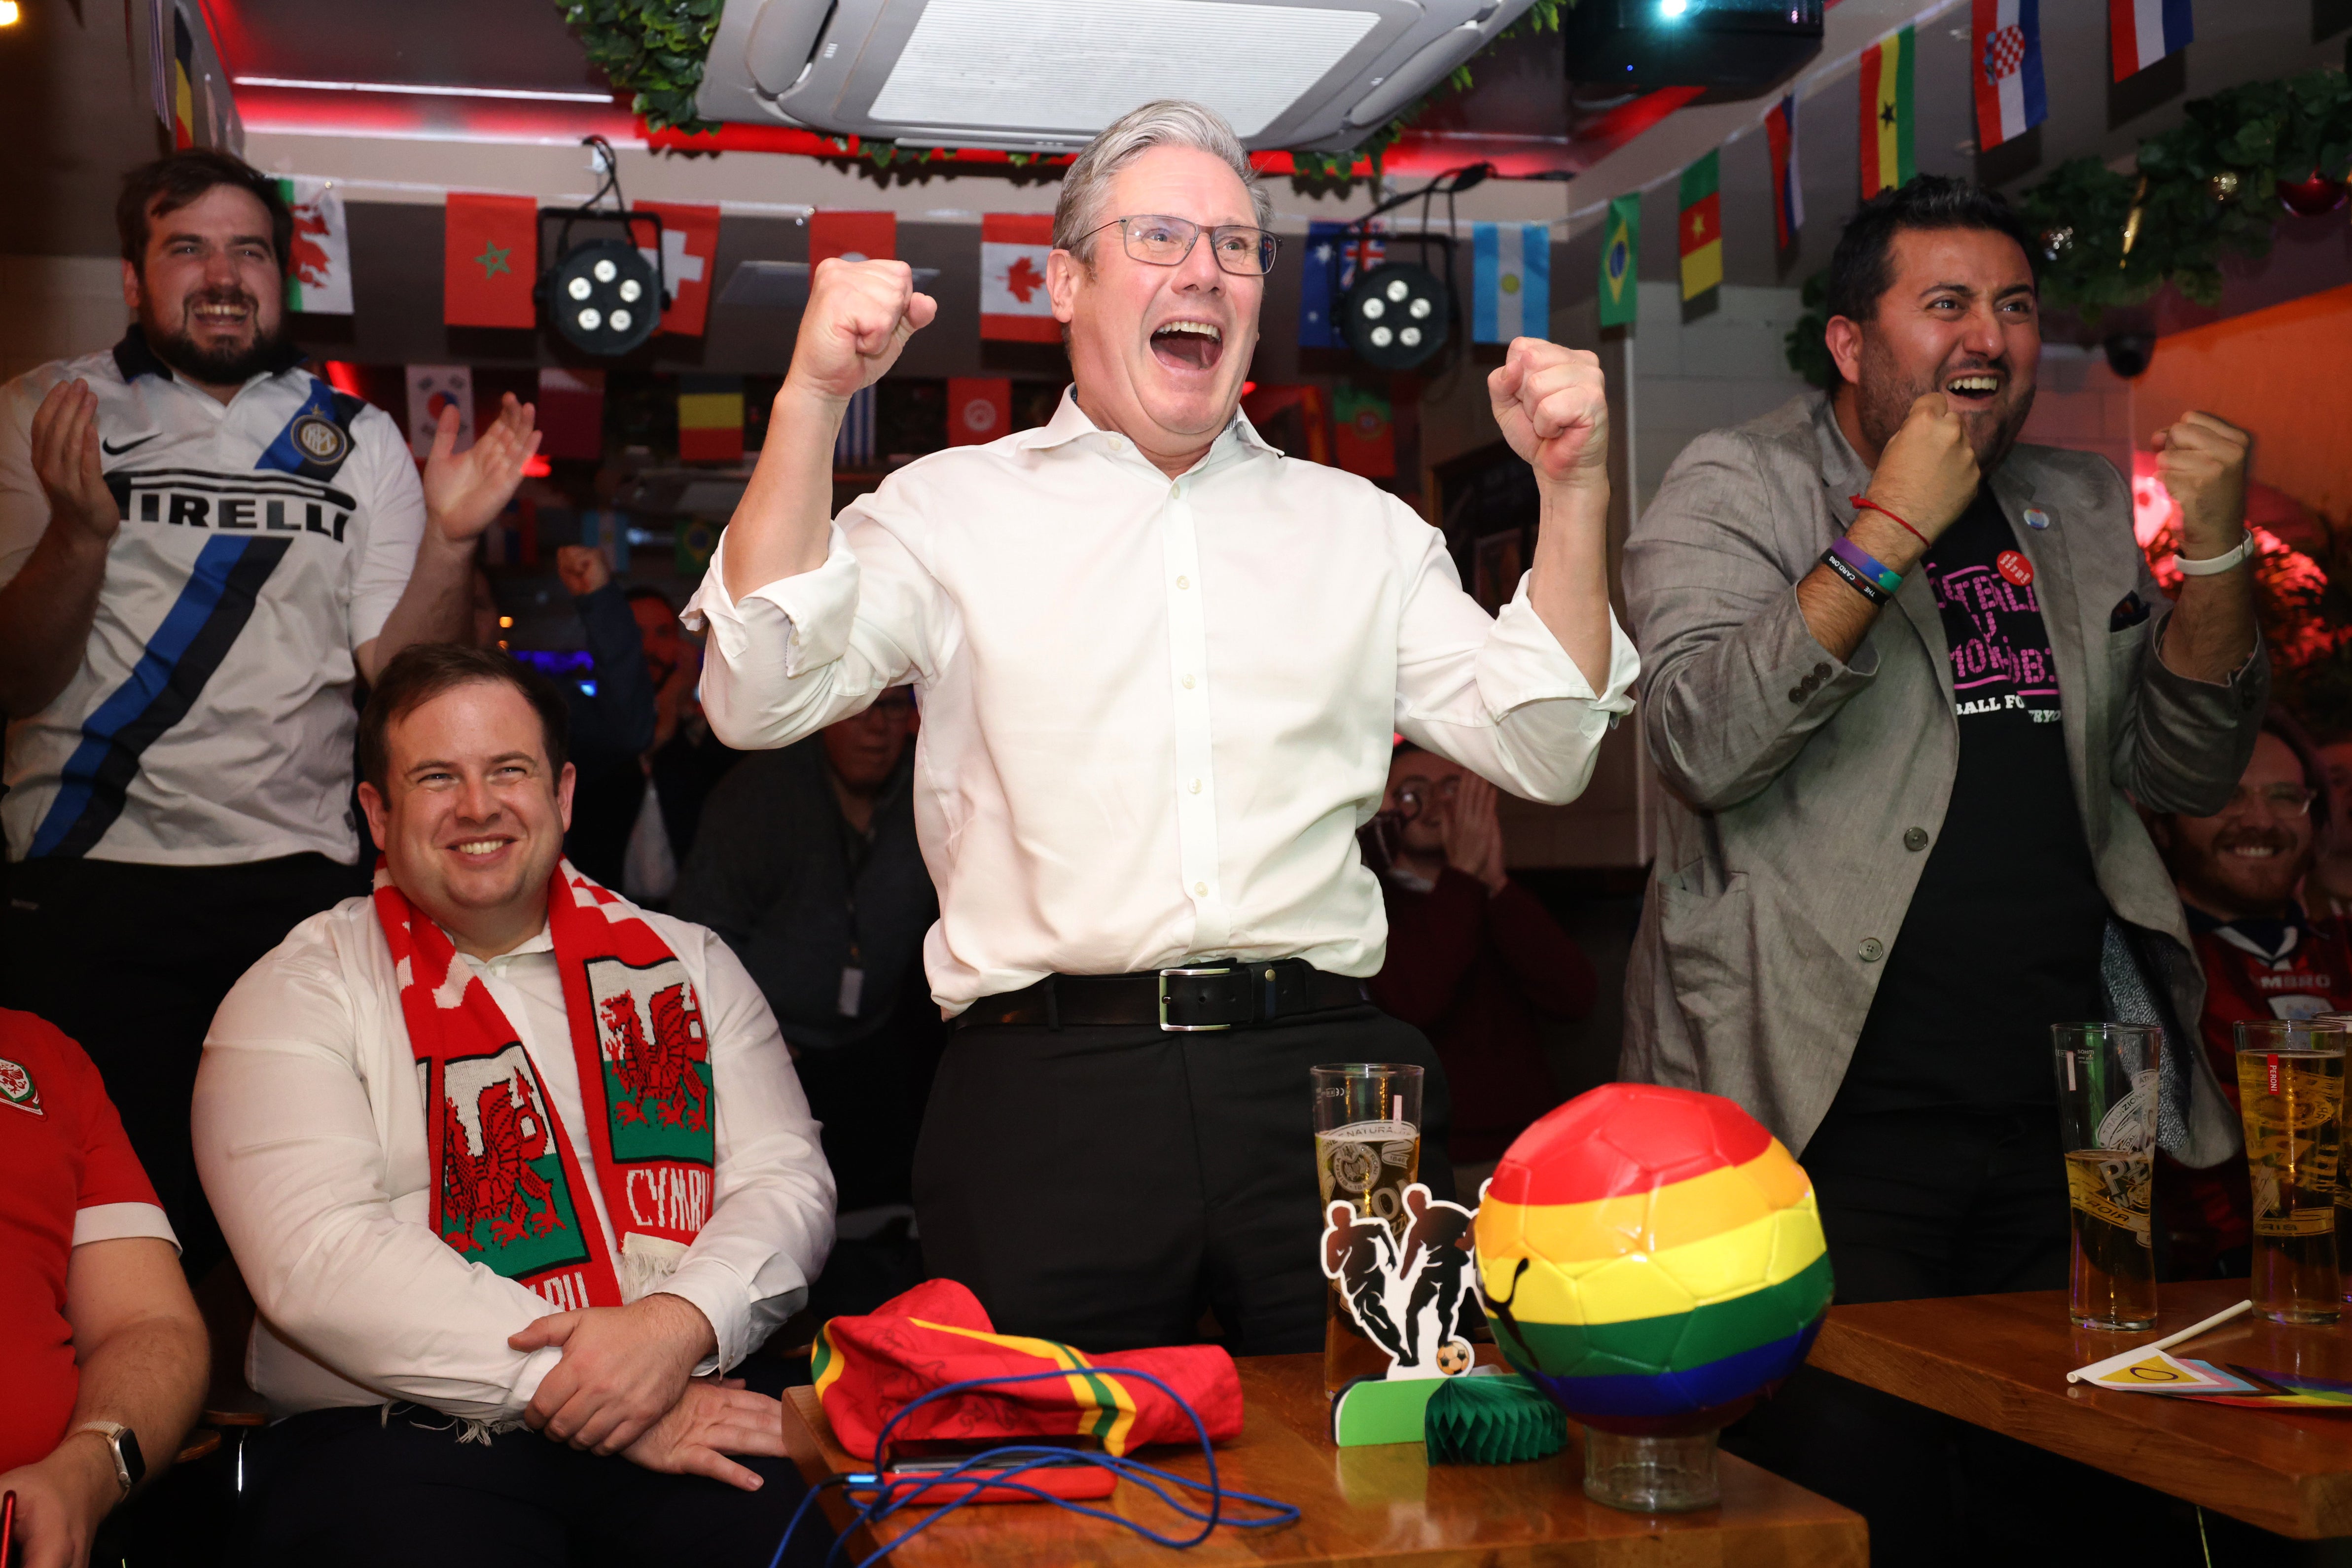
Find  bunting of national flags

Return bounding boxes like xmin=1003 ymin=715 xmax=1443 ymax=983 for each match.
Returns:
xmin=981 ymin=214 xmax=1058 ymax=342
xmin=677 ymin=375 xmax=745 ymax=464
xmin=1678 ymin=153 xmax=1723 ymax=303
xmin=633 ymin=201 xmax=722 ymax=337
xmin=835 ymin=386 xmax=878 ymax=469
xmin=1598 ymin=195 xmax=1639 ymax=328
xmin=1974 ymin=0 xmax=2047 ymax=151
xmin=278 ymin=177 xmax=353 ymax=315
xmin=1859 ymin=27 xmax=1918 ymax=200
xmin=2111 ymin=0 xmax=2192 ymax=81
xmin=1300 ymin=221 xmax=1385 ymax=348
xmin=442 ymin=193 xmax=537 ymax=328
xmin=1472 ymin=223 xmax=1551 ymax=344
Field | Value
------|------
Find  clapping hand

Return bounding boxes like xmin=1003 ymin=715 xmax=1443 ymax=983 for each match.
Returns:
xmin=1489 ymin=338 xmax=1608 ymax=490
xmin=29 ymin=379 xmax=120 ymax=547
xmin=424 ymin=392 xmax=540 ymax=545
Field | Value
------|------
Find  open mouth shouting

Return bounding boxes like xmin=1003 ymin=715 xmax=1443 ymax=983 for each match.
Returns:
xmin=184 ymin=289 xmax=258 ymax=341
xmin=1942 ymin=367 xmax=2004 ymax=411
xmin=1150 ymin=318 xmax=1225 ymax=374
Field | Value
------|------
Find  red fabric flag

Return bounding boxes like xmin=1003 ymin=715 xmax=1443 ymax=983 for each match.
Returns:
xmin=1332 ymin=383 xmax=1395 ymax=478
xmin=630 ymin=201 xmax=721 ymax=337
xmin=981 ymin=214 xmax=1059 ymax=343
xmin=536 ymin=367 xmax=605 ymax=461
xmin=810 ymin=211 xmax=897 ymax=266
xmin=444 ymin=193 xmax=538 ymax=328
xmin=946 ymin=377 xmax=1012 ymax=446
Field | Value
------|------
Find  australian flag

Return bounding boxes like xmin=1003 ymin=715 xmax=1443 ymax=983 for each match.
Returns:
xmin=1299 ymin=221 xmax=1385 ymax=349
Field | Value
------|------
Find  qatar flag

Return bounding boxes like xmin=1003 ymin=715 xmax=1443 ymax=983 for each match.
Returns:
xmin=980 ymin=214 xmax=1058 ymax=343
xmin=1973 ymin=0 xmax=2047 ymax=151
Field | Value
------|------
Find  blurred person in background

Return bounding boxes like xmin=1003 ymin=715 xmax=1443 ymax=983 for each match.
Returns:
xmin=614 ymin=587 xmax=741 ymax=907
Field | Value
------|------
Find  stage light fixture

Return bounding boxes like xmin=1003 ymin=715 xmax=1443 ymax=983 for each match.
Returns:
xmin=544 ymin=238 xmax=661 ymax=354
xmin=1343 ymin=262 xmax=1450 ymax=372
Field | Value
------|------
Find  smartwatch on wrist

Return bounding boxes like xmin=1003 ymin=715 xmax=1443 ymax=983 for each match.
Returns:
xmin=73 ymin=1421 xmax=144 ymax=1497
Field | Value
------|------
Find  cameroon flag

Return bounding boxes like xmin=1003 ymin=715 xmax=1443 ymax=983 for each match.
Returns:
xmin=1859 ymin=27 xmax=1917 ymax=199
xmin=677 ymin=374 xmax=744 ymax=464
xmin=1597 ymin=194 xmax=1639 ymax=328
xmin=1678 ymin=152 xmax=1722 ymax=303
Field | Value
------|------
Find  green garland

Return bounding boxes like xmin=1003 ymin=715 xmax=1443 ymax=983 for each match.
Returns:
xmin=556 ymin=0 xmax=1568 ymax=176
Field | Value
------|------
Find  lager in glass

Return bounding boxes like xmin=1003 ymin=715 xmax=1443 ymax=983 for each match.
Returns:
xmin=2052 ymin=1024 xmax=2160 ymax=1329
xmin=2236 ymin=1020 xmax=2346 ymax=1325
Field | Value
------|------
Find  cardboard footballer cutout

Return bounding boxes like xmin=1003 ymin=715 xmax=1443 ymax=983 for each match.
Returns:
xmin=1320 ymin=1182 xmax=1480 ymax=1381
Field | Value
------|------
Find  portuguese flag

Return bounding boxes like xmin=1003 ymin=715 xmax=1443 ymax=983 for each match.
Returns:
xmin=1677 ymin=151 xmax=1723 ymax=303
xmin=1859 ymin=27 xmax=1918 ymax=199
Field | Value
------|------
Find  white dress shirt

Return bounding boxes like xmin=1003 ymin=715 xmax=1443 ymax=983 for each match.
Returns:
xmin=687 ymin=391 xmax=1638 ymax=1012
xmin=193 ymin=894 xmax=836 ymax=1423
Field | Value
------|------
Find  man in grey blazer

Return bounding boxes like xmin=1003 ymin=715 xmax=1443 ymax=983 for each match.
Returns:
xmin=1621 ymin=177 xmax=2262 ymax=1561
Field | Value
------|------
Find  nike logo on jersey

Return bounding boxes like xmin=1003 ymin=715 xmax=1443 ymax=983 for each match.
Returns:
xmin=100 ymin=433 xmax=160 ymax=456
xmin=104 ymin=468 xmax=358 ymax=544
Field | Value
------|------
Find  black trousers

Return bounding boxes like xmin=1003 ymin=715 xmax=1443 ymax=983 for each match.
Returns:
xmin=239 ymin=1380 xmax=832 ymax=1568
xmin=0 ymin=853 xmax=367 ymax=1278
xmin=1726 ymin=1105 xmax=2190 ymax=1568
xmin=914 ymin=1002 xmax=1453 ymax=1355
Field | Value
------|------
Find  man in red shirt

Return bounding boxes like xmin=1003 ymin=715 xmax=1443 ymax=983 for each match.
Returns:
xmin=0 ymin=1008 xmax=207 ymax=1568
xmin=1367 ymin=744 xmax=1597 ymax=1185
xmin=2150 ymin=716 xmax=2352 ymax=1277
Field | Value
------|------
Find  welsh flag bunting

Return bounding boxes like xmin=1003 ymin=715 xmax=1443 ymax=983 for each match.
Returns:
xmin=444 ymin=192 xmax=537 ymax=329
xmin=634 ymin=201 xmax=721 ymax=337
xmin=1859 ymin=28 xmax=1917 ymax=200
xmin=277 ymin=176 xmax=352 ymax=315
xmin=980 ymin=214 xmax=1057 ymax=343
xmin=1678 ymin=152 xmax=1723 ymax=302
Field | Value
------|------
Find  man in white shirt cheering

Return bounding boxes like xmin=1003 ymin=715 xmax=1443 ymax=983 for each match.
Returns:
xmin=689 ymin=100 xmax=1635 ymax=1355
xmin=192 ymin=644 xmax=835 ymax=1566
xmin=0 ymin=150 xmax=538 ymax=1280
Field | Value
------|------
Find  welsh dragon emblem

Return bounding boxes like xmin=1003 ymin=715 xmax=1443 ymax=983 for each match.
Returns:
xmin=599 ymin=981 xmax=709 ymax=1131
xmin=441 ymin=1068 xmax=568 ymax=1253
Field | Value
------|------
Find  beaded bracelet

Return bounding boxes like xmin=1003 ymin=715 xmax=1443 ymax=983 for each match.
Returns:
xmin=1821 ymin=536 xmax=1902 ymax=606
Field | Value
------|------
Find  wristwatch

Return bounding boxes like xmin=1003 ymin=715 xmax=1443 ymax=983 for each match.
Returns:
xmin=72 ymin=1421 xmax=145 ymax=1497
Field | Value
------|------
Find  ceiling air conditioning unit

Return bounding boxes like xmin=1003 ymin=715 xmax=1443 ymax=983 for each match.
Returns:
xmin=695 ymin=0 xmax=1538 ymax=154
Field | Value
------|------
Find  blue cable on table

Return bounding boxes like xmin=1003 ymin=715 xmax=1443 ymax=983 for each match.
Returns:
xmin=767 ymin=1365 xmax=1302 ymax=1568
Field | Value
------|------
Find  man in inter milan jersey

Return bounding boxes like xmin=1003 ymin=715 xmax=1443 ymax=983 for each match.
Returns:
xmin=2152 ymin=716 xmax=2352 ymax=1276
xmin=0 ymin=150 xmax=538 ymax=1277
xmin=1621 ymin=176 xmax=2262 ymax=1564
xmin=192 ymin=644 xmax=834 ymax=1567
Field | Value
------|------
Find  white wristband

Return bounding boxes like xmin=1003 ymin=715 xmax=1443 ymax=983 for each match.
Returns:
xmin=2173 ymin=530 xmax=2254 ymax=577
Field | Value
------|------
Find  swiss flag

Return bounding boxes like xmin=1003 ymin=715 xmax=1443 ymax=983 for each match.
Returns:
xmin=981 ymin=214 xmax=1058 ymax=343
xmin=634 ymin=201 xmax=721 ymax=337
xmin=810 ymin=211 xmax=897 ymax=267
xmin=444 ymin=192 xmax=538 ymax=329
xmin=947 ymin=377 xmax=1012 ymax=446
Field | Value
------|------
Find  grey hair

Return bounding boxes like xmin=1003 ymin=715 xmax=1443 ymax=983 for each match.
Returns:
xmin=1052 ymin=100 xmax=1273 ymax=265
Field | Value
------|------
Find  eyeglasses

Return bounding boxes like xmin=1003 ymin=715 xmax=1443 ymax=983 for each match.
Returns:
xmin=1081 ymin=215 xmax=1280 ymax=277
xmin=1390 ymin=773 xmax=1460 ymax=822
xmin=2218 ymin=784 xmax=2318 ymax=818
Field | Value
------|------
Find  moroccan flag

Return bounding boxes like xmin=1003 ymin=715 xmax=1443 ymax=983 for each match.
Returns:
xmin=1859 ymin=29 xmax=1917 ymax=200
xmin=1974 ymin=0 xmax=2047 ymax=150
xmin=536 ymin=367 xmax=605 ymax=461
xmin=811 ymin=211 xmax=896 ymax=267
xmin=1765 ymin=96 xmax=1804 ymax=251
xmin=1678 ymin=152 xmax=1723 ymax=302
xmin=634 ymin=201 xmax=721 ymax=337
xmin=980 ymin=214 xmax=1057 ymax=343
xmin=677 ymin=375 xmax=744 ymax=464
xmin=947 ymin=377 xmax=1013 ymax=446
xmin=444 ymin=193 xmax=538 ymax=329
xmin=277 ymin=176 xmax=353 ymax=314
xmin=1598 ymin=195 xmax=1639 ymax=329
xmin=2110 ymin=0 xmax=2192 ymax=81
xmin=1332 ymin=383 xmax=1395 ymax=479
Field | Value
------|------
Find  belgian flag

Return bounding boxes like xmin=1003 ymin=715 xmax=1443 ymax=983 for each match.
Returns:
xmin=171 ymin=9 xmax=197 ymax=149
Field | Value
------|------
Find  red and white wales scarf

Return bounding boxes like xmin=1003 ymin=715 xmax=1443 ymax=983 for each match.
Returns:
xmin=375 ymin=860 xmax=717 ymax=1312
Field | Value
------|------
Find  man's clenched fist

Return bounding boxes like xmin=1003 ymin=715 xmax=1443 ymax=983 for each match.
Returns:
xmin=1866 ymin=392 xmax=1979 ymax=544
xmin=788 ymin=258 xmax=938 ymax=404
xmin=2153 ymin=411 xmax=2251 ymax=559
xmin=1489 ymin=338 xmax=1608 ymax=489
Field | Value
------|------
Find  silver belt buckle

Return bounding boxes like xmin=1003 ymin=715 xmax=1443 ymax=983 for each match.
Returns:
xmin=1159 ymin=964 xmax=1236 ymax=1032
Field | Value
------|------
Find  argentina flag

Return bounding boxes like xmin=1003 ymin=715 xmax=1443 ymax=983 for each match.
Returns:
xmin=1473 ymin=222 xmax=1551 ymax=344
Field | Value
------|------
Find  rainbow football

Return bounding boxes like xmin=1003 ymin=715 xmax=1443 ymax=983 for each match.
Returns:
xmin=1472 ymin=1083 xmax=1831 ymax=1434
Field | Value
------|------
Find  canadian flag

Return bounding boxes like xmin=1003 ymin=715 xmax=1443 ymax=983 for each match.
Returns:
xmin=981 ymin=214 xmax=1058 ymax=343
xmin=634 ymin=201 xmax=721 ymax=337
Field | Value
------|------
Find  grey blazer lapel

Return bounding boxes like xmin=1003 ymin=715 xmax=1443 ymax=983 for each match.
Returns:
xmin=1811 ymin=400 xmax=1950 ymax=698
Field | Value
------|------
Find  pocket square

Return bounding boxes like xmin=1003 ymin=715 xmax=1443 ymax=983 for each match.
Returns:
xmin=2110 ymin=592 xmax=2151 ymax=631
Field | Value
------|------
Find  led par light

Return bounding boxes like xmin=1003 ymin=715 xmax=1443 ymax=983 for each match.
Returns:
xmin=544 ymin=239 xmax=659 ymax=354
xmin=1343 ymin=262 xmax=1450 ymax=372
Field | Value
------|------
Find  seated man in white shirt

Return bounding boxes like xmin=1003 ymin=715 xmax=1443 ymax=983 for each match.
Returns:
xmin=192 ymin=643 xmax=835 ymax=1568
xmin=687 ymin=99 xmax=1636 ymax=1355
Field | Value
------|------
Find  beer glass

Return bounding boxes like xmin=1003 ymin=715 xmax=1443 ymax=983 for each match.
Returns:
xmin=2052 ymin=1024 xmax=2161 ymax=1329
xmin=2236 ymin=1020 xmax=2347 ymax=1325
xmin=1313 ymin=1063 xmax=1423 ymax=1395
xmin=2308 ymin=1011 xmax=2352 ymax=1303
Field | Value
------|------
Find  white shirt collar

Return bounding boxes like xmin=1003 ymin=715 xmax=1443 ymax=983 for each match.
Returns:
xmin=1017 ymin=386 xmax=1283 ymax=470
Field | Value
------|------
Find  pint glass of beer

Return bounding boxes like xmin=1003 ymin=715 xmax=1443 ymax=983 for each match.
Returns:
xmin=2052 ymin=1024 xmax=2161 ymax=1330
xmin=1313 ymin=1063 xmax=1423 ymax=1395
xmin=2237 ymin=1020 xmax=2347 ymax=1325
xmin=2311 ymin=1013 xmax=2352 ymax=1303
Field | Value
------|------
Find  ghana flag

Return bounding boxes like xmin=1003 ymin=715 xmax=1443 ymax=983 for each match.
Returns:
xmin=1859 ymin=27 xmax=1918 ymax=199
xmin=1473 ymin=1083 xmax=1831 ymax=1424
xmin=813 ymin=1279 xmax=1241 ymax=1461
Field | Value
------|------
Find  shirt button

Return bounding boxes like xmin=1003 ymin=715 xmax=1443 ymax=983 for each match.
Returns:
xmin=1194 ymin=882 xmax=1208 ymax=897
xmin=1107 ymin=435 xmax=1124 ymax=451
xmin=1903 ymin=827 xmax=1929 ymax=851
xmin=1858 ymin=938 xmax=1886 ymax=962
xmin=1189 ymin=779 xmax=1202 ymax=794
xmin=1176 ymin=575 xmax=1189 ymax=590
xmin=1813 ymin=663 xmax=1831 ymax=680
xmin=1170 ymin=483 xmax=1181 ymax=499
xmin=1181 ymin=674 xmax=1195 ymax=689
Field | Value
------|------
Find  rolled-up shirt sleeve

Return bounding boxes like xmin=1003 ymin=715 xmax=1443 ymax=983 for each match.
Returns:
xmin=655 ymin=929 xmax=836 ymax=1372
xmin=1393 ymin=518 xmax=1639 ymax=805
xmin=194 ymin=945 xmax=566 ymax=1422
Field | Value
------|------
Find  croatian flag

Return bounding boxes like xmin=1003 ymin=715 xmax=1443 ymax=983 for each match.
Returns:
xmin=2110 ymin=0 xmax=2191 ymax=82
xmin=1764 ymin=95 xmax=1803 ymax=250
xmin=1973 ymin=0 xmax=2047 ymax=150
xmin=1471 ymin=223 xmax=1550 ymax=344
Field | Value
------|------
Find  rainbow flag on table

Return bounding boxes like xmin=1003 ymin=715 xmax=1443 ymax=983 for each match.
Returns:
xmin=1859 ymin=27 xmax=1917 ymax=199
xmin=1678 ymin=152 xmax=1723 ymax=302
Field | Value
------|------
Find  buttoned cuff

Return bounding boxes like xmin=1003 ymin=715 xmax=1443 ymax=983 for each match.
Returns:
xmin=681 ymin=526 xmax=862 ymax=679
xmin=654 ymin=1267 xmax=755 ymax=1375
xmin=1481 ymin=573 xmax=1640 ymax=717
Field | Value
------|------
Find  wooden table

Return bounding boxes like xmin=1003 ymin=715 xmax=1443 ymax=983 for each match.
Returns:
xmin=780 ymin=1353 xmax=1866 ymax=1566
xmin=1812 ymin=1277 xmax=2352 ymax=1539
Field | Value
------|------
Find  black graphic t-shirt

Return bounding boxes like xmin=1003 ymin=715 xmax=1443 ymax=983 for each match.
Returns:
xmin=1837 ymin=487 xmax=2111 ymax=1114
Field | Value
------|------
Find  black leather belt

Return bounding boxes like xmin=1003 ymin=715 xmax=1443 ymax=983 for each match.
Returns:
xmin=955 ymin=959 xmax=1368 ymax=1032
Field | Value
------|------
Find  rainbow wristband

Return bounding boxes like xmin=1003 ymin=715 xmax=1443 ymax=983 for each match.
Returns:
xmin=1825 ymin=536 xmax=1902 ymax=603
